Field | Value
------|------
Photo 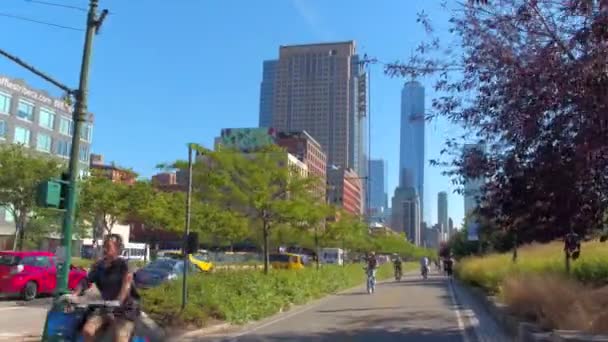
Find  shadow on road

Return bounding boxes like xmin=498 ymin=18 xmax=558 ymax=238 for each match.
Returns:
xmin=220 ymin=326 xmax=464 ymax=342
xmin=316 ymin=306 xmax=402 ymax=313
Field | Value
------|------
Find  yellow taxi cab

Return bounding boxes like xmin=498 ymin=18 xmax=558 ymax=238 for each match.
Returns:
xmin=158 ymin=250 xmax=214 ymax=272
xmin=269 ymin=253 xmax=304 ymax=270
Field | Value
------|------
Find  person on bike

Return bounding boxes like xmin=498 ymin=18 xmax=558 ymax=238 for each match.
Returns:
xmin=420 ymin=255 xmax=430 ymax=277
xmin=444 ymin=254 xmax=454 ymax=278
xmin=393 ymin=255 xmax=402 ymax=277
xmin=81 ymin=234 xmax=140 ymax=342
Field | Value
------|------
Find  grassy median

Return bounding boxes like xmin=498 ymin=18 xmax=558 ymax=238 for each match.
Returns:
xmin=140 ymin=262 xmax=415 ymax=329
xmin=456 ymin=241 xmax=608 ymax=333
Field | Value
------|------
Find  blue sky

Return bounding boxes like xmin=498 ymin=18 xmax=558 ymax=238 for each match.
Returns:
xmin=0 ymin=0 xmax=464 ymax=227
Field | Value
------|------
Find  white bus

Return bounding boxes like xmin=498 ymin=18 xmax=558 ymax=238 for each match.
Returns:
xmin=120 ymin=242 xmax=150 ymax=262
xmin=320 ymin=248 xmax=345 ymax=265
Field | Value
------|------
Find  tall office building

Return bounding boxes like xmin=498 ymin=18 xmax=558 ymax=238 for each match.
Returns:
xmin=399 ymin=81 xmax=425 ymax=219
xmin=258 ymin=60 xmax=277 ymax=127
xmin=391 ymin=186 xmax=421 ymax=245
xmin=437 ymin=191 xmax=448 ymax=238
xmin=369 ymin=159 xmax=388 ymax=221
xmin=263 ymin=41 xmax=369 ymax=209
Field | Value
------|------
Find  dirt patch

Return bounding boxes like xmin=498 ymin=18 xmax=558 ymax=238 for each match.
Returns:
xmin=502 ymin=274 xmax=608 ymax=334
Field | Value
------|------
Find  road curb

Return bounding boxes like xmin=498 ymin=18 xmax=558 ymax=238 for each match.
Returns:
xmin=457 ymin=280 xmax=608 ymax=342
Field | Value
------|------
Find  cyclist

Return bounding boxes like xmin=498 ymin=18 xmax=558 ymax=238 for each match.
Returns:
xmin=420 ymin=255 xmax=430 ymax=278
xmin=393 ymin=255 xmax=403 ymax=279
xmin=80 ymin=234 xmax=140 ymax=342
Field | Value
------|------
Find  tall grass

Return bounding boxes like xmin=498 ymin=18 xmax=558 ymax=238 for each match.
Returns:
xmin=456 ymin=241 xmax=608 ymax=294
xmin=140 ymin=263 xmax=413 ymax=328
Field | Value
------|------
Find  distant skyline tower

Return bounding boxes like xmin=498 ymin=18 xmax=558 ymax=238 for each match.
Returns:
xmin=399 ymin=81 xmax=425 ymax=220
xmin=369 ymin=159 xmax=388 ymax=221
xmin=438 ymin=191 xmax=448 ymax=238
xmin=258 ymin=60 xmax=277 ymax=127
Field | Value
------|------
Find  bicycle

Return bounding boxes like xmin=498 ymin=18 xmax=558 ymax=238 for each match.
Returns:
xmin=365 ymin=267 xmax=376 ymax=294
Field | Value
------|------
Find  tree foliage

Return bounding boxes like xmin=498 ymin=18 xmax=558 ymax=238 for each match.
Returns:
xmin=178 ymin=145 xmax=323 ymax=274
xmin=385 ymin=0 xmax=608 ymax=245
xmin=0 ymin=144 xmax=63 ymax=250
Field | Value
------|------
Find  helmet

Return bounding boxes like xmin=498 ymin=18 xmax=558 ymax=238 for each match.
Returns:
xmin=370 ymin=251 xmax=376 ymax=256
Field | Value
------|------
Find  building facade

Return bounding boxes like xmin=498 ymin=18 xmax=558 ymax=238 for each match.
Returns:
xmin=369 ymin=159 xmax=388 ymax=222
xmin=259 ymin=60 xmax=277 ymax=127
xmin=328 ymin=167 xmax=362 ymax=216
xmin=90 ymin=154 xmax=136 ymax=185
xmin=437 ymin=191 xmax=448 ymax=239
xmin=0 ymin=76 xmax=94 ymax=246
xmin=263 ymin=41 xmax=369 ymax=210
xmin=399 ymin=81 xmax=425 ymax=220
xmin=391 ymin=186 xmax=421 ymax=246
xmin=276 ymin=130 xmax=327 ymax=198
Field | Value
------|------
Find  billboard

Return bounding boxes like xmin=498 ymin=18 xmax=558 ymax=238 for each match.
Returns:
xmin=219 ymin=128 xmax=277 ymax=153
xmin=467 ymin=221 xmax=480 ymax=241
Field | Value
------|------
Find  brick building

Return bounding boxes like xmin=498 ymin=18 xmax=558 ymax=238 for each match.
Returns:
xmin=90 ymin=154 xmax=136 ymax=185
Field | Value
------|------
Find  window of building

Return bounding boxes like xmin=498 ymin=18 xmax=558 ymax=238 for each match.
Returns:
xmin=13 ymin=126 xmax=30 ymax=146
xmin=17 ymin=100 xmax=34 ymax=121
xmin=79 ymin=145 xmax=89 ymax=162
xmin=39 ymin=108 xmax=55 ymax=130
xmin=59 ymin=117 xmax=72 ymax=136
xmin=36 ymin=133 xmax=52 ymax=153
xmin=0 ymin=92 xmax=11 ymax=114
xmin=0 ymin=120 xmax=5 ymax=139
xmin=80 ymin=123 xmax=93 ymax=142
xmin=56 ymin=140 xmax=71 ymax=157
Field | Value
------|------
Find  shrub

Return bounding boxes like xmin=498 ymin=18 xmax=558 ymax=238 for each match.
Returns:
xmin=140 ymin=263 xmax=410 ymax=328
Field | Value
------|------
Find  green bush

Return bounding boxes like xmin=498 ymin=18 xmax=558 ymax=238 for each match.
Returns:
xmin=140 ymin=262 xmax=413 ymax=328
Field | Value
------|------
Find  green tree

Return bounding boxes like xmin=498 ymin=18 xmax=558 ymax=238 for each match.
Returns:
xmin=0 ymin=144 xmax=63 ymax=250
xmin=186 ymin=145 xmax=319 ymax=274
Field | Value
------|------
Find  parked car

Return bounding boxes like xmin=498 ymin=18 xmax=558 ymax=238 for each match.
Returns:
xmin=0 ymin=251 xmax=89 ymax=301
xmin=158 ymin=250 xmax=214 ymax=272
xmin=133 ymin=258 xmax=199 ymax=289
xmin=269 ymin=253 xmax=304 ymax=270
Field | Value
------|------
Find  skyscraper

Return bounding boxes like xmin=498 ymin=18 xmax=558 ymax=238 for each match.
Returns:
xmin=264 ymin=41 xmax=369 ymax=200
xmin=391 ymin=186 xmax=421 ymax=245
xmin=369 ymin=159 xmax=388 ymax=221
xmin=258 ymin=60 xmax=277 ymax=127
xmin=399 ymin=81 xmax=425 ymax=219
xmin=438 ymin=191 xmax=448 ymax=238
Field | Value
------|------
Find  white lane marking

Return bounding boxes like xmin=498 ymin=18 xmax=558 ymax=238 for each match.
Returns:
xmin=447 ymin=280 xmax=471 ymax=342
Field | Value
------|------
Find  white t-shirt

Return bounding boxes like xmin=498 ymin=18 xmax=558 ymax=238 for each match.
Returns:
xmin=420 ymin=257 xmax=429 ymax=267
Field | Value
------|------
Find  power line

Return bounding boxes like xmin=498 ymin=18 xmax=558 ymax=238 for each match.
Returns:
xmin=24 ymin=0 xmax=87 ymax=12
xmin=0 ymin=12 xmax=83 ymax=31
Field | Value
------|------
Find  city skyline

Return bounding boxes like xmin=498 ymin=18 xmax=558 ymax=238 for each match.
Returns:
xmin=0 ymin=0 xmax=464 ymax=227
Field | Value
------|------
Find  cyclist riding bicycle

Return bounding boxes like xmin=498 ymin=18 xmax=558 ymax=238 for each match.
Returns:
xmin=393 ymin=255 xmax=402 ymax=272
xmin=79 ymin=234 xmax=140 ymax=342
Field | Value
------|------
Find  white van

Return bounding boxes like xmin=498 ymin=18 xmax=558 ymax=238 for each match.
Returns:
xmin=320 ymin=248 xmax=345 ymax=265
xmin=120 ymin=242 xmax=150 ymax=262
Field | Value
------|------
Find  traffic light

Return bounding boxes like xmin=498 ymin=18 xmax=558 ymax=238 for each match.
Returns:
xmin=36 ymin=181 xmax=62 ymax=208
xmin=58 ymin=172 xmax=70 ymax=210
xmin=35 ymin=172 xmax=70 ymax=210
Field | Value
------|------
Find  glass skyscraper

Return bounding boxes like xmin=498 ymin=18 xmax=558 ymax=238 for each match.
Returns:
xmin=369 ymin=159 xmax=388 ymax=220
xmin=399 ymin=81 xmax=425 ymax=220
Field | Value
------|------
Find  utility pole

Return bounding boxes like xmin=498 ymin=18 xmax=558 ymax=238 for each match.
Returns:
xmin=56 ymin=0 xmax=107 ymax=294
xmin=182 ymin=143 xmax=194 ymax=310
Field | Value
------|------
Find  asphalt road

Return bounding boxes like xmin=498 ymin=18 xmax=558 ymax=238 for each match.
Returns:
xmin=0 ymin=296 xmax=52 ymax=340
xmin=185 ymin=271 xmax=509 ymax=342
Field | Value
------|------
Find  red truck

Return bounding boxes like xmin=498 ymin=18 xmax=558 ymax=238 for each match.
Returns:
xmin=0 ymin=251 xmax=89 ymax=301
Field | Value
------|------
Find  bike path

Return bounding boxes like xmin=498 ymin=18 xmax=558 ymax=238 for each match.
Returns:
xmin=187 ymin=272 xmax=509 ymax=342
